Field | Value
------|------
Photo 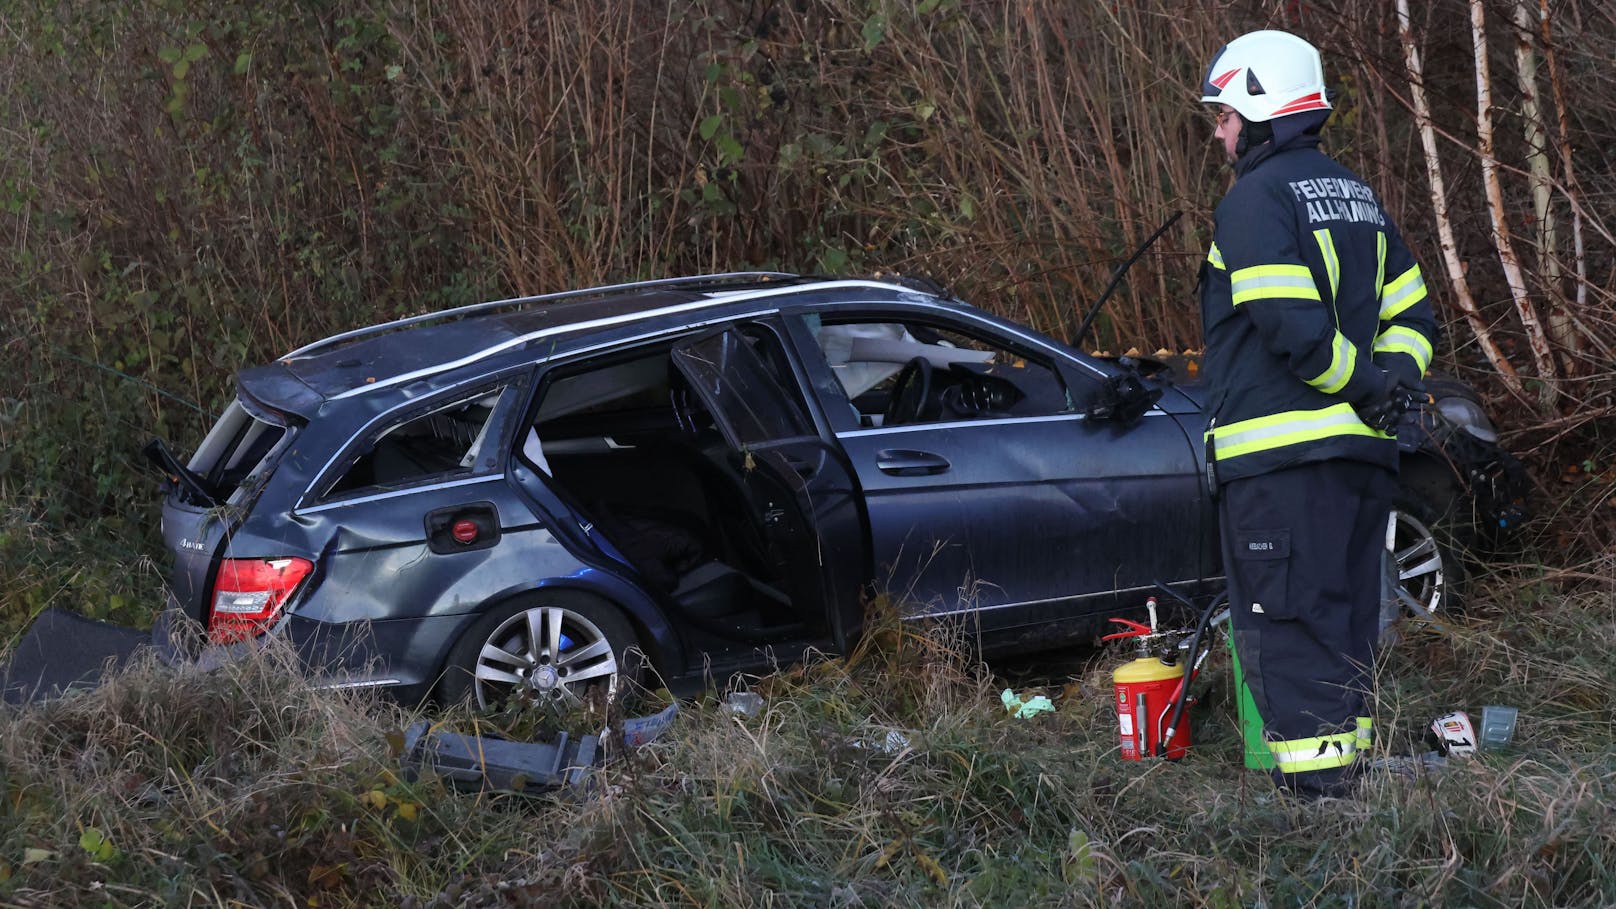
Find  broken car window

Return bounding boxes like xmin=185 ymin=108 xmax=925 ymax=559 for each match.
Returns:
xmin=804 ymin=318 xmax=1074 ymax=426
xmin=326 ymin=388 xmax=508 ymax=498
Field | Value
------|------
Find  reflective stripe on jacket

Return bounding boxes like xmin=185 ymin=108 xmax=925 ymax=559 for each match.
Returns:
xmin=1200 ymin=137 xmax=1437 ymax=482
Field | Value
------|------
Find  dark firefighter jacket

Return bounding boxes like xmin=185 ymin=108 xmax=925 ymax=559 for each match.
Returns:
xmin=1200 ymin=134 xmax=1438 ymax=484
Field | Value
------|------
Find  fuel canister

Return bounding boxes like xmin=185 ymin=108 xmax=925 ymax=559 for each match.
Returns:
xmin=1113 ymin=655 xmax=1190 ymax=760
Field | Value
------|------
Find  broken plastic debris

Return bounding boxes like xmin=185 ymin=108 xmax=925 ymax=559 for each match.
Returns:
xmin=723 ymin=691 xmax=765 ymax=717
xmin=1479 ymin=705 xmax=1518 ymax=751
xmin=622 ymin=701 xmax=680 ymax=747
xmin=878 ymin=728 xmax=912 ymax=752
xmin=1429 ymin=710 xmax=1478 ymax=757
xmin=399 ymin=722 xmax=599 ymax=793
xmin=398 ymin=702 xmax=682 ymax=794
xmin=847 ymin=727 xmax=914 ymax=755
xmin=1000 ymin=688 xmax=1055 ymax=719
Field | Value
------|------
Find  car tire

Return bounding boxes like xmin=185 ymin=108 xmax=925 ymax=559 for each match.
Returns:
xmin=438 ymin=592 xmax=641 ymax=710
xmin=1379 ymin=490 xmax=1467 ymax=640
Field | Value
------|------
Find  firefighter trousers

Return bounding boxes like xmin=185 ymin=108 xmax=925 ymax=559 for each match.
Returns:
xmin=1219 ymin=459 xmax=1396 ymax=795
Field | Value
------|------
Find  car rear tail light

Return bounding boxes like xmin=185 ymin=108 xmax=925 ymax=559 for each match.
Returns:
xmin=208 ymin=557 xmax=313 ymax=644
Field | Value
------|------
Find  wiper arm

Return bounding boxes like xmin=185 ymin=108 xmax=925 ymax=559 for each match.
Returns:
xmin=142 ymin=438 xmax=220 ymax=507
xmin=1069 ymin=210 xmax=1183 ymax=350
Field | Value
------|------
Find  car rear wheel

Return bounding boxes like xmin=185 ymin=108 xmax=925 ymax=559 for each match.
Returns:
xmin=440 ymin=594 xmax=640 ymax=710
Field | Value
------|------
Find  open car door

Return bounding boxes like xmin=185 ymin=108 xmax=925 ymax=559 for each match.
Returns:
xmin=671 ymin=325 xmax=869 ymax=652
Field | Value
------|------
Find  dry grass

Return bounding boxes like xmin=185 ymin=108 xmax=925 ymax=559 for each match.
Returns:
xmin=0 ymin=586 xmax=1611 ymax=907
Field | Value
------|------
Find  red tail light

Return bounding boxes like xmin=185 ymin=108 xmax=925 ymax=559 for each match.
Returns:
xmin=208 ymin=557 xmax=313 ymax=644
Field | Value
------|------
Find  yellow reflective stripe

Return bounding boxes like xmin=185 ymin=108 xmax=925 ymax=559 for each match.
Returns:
xmin=1212 ymin=403 xmax=1385 ymax=461
xmin=1269 ymin=731 xmax=1358 ymax=772
xmin=1356 ymin=717 xmax=1374 ymax=753
xmin=1313 ymin=229 xmax=1340 ymax=302
xmin=1207 ymin=243 xmax=1226 ymax=270
xmin=1374 ymin=325 xmax=1433 ymax=374
xmin=1229 ymin=264 xmax=1321 ymax=306
xmin=1380 ymin=265 xmax=1428 ymax=320
xmin=1375 ymin=232 xmax=1387 ymax=306
xmin=1305 ymin=331 xmax=1358 ymax=394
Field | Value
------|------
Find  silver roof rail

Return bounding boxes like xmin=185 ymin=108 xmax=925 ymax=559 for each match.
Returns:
xmin=283 ymin=271 xmax=804 ymax=360
xmin=326 ymin=278 xmax=930 ymax=400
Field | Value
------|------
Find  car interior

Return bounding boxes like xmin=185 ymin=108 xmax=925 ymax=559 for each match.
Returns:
xmin=326 ymin=391 xmax=503 ymax=498
xmin=808 ymin=320 xmax=1076 ymax=425
xmin=522 ymin=340 xmax=819 ymax=647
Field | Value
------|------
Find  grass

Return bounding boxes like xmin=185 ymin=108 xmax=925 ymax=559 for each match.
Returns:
xmin=1 ymin=580 xmax=1612 ymax=908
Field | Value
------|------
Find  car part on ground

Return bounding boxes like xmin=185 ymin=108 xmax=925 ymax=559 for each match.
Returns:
xmin=398 ymin=701 xmax=680 ymax=794
xmin=1 ymin=608 xmax=148 ymax=705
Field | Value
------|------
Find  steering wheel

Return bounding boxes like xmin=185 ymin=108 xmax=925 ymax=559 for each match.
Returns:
xmin=883 ymin=356 xmax=933 ymax=426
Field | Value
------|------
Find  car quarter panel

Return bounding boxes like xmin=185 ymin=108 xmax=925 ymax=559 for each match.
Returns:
xmin=289 ymin=479 xmax=559 ymax=625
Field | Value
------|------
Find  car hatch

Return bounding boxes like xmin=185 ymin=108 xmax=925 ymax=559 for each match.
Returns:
xmin=153 ymin=400 xmax=295 ymax=622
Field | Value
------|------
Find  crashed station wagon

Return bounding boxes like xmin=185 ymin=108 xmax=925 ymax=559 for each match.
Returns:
xmin=147 ymin=273 xmax=1524 ymax=706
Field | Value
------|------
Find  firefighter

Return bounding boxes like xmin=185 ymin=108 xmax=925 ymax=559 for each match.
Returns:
xmin=1197 ymin=30 xmax=1437 ymax=797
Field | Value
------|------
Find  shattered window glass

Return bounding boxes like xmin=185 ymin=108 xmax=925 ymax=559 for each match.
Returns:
xmin=327 ymin=388 xmax=507 ymax=498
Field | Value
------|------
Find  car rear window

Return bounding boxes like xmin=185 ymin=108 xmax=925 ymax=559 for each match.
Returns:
xmin=189 ymin=401 xmax=291 ymax=504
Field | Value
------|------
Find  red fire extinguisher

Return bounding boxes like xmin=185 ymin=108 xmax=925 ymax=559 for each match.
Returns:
xmin=1105 ymin=598 xmax=1193 ymax=760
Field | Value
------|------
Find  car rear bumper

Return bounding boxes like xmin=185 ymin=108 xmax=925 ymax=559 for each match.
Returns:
xmin=151 ymin=597 xmax=473 ymax=704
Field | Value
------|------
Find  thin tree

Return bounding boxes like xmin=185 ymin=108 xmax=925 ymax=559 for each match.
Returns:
xmin=1473 ymin=0 xmax=1558 ymax=403
xmin=1395 ymin=0 xmax=1525 ymax=398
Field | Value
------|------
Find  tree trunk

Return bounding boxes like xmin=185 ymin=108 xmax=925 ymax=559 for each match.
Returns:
xmin=1395 ymin=0 xmax=1525 ymax=397
xmin=1473 ymin=0 xmax=1559 ymax=404
xmin=1538 ymin=0 xmax=1596 ymax=363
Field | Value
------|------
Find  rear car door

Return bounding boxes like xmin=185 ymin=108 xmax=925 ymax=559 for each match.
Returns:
xmin=784 ymin=308 xmax=1206 ymax=637
xmin=670 ymin=324 xmax=869 ymax=650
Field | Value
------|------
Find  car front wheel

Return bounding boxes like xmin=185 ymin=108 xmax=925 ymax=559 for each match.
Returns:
xmin=440 ymin=594 xmax=639 ymax=710
xmin=1380 ymin=494 xmax=1465 ymax=638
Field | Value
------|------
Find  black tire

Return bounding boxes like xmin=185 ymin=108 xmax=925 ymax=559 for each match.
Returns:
xmin=438 ymin=592 xmax=640 ymax=710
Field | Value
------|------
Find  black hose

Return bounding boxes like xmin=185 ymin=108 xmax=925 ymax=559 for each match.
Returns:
xmin=1155 ymin=590 xmax=1228 ymax=757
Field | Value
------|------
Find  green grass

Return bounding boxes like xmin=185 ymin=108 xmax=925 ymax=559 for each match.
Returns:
xmin=0 ymin=584 xmax=1612 ymax=908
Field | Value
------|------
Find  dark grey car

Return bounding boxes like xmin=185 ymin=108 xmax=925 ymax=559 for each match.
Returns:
xmin=147 ymin=273 xmax=1524 ymax=706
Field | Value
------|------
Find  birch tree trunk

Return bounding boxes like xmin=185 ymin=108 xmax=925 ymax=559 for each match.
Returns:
xmin=1513 ymin=2 xmax=1557 ymax=297
xmin=1514 ymin=0 xmax=1583 ymax=375
xmin=1538 ymin=0 xmax=1594 ymax=355
xmin=1395 ymin=0 xmax=1525 ymax=397
xmin=1473 ymin=0 xmax=1559 ymax=403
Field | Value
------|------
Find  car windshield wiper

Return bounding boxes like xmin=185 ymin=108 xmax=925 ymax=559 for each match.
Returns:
xmin=142 ymin=438 xmax=220 ymax=507
xmin=1069 ymin=210 xmax=1183 ymax=351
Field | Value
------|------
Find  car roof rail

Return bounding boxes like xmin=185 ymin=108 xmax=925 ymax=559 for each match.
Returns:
xmin=325 ymin=278 xmax=930 ymax=401
xmin=283 ymin=271 xmax=806 ymax=360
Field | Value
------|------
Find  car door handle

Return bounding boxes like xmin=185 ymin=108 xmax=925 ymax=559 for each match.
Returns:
xmin=876 ymin=449 xmax=951 ymax=476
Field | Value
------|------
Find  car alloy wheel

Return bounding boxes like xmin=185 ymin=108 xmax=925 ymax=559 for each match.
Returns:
xmin=1382 ymin=506 xmax=1447 ymax=627
xmin=473 ymin=605 xmax=622 ymax=710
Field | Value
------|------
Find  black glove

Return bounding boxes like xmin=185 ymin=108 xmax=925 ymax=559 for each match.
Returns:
xmin=1355 ymin=372 xmax=1422 ymax=434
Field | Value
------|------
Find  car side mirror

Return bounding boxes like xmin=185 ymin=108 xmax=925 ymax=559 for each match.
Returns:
xmin=1085 ymin=364 xmax=1162 ymax=424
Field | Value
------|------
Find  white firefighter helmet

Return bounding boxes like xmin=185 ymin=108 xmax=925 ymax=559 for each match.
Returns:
xmin=1200 ymin=30 xmax=1331 ymax=123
